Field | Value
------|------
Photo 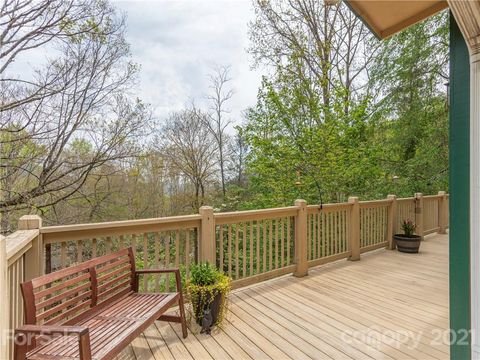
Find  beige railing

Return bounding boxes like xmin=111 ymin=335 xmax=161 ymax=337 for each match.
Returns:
xmin=306 ymin=202 xmax=351 ymax=267
xmin=214 ymin=206 xmax=298 ymax=288
xmin=1 ymin=216 xmax=42 ymax=359
xmin=0 ymin=191 xmax=449 ymax=358
xmin=40 ymin=214 xmax=202 ymax=292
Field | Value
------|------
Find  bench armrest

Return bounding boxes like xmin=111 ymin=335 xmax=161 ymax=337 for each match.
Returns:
xmin=135 ymin=268 xmax=180 ymax=275
xmin=15 ymin=324 xmax=89 ymax=336
xmin=135 ymin=268 xmax=180 ymax=274
xmin=15 ymin=325 xmax=92 ymax=360
xmin=135 ymin=268 xmax=183 ymax=293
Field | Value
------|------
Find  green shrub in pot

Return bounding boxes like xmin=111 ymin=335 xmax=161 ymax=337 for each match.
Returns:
xmin=186 ymin=263 xmax=231 ymax=333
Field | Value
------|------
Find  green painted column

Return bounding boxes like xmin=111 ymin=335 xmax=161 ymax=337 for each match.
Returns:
xmin=449 ymin=12 xmax=471 ymax=360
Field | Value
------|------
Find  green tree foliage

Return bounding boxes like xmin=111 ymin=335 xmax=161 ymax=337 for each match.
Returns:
xmin=369 ymin=13 xmax=449 ymax=196
xmin=241 ymin=10 xmax=449 ymax=208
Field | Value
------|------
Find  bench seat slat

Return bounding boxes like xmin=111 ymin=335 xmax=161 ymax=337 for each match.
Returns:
xmin=27 ymin=293 xmax=178 ymax=360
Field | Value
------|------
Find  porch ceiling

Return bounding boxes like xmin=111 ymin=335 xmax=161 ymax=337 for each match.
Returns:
xmin=345 ymin=0 xmax=448 ymax=39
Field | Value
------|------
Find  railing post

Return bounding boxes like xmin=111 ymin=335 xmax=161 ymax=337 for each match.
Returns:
xmin=415 ymin=193 xmax=424 ymax=239
xmin=0 ymin=235 xmax=7 ymax=360
xmin=199 ymin=206 xmax=216 ymax=264
xmin=294 ymin=199 xmax=308 ymax=277
xmin=18 ymin=215 xmax=43 ymax=279
xmin=438 ymin=191 xmax=448 ymax=234
xmin=348 ymin=197 xmax=360 ymax=261
xmin=387 ymin=195 xmax=397 ymax=250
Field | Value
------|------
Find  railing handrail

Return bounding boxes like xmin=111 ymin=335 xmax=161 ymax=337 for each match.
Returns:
xmin=423 ymin=194 xmax=443 ymax=199
xmin=5 ymin=229 xmax=38 ymax=266
xmin=214 ymin=206 xmax=299 ymax=224
xmin=41 ymin=214 xmax=202 ymax=243
xmin=359 ymin=199 xmax=393 ymax=208
xmin=397 ymin=197 xmax=415 ymax=201
xmin=306 ymin=202 xmax=351 ymax=213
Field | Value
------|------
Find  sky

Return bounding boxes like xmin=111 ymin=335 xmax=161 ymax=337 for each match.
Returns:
xmin=113 ymin=0 xmax=263 ymax=125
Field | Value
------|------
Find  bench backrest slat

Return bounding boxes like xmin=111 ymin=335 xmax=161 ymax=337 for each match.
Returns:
xmin=21 ymin=248 xmax=136 ymax=326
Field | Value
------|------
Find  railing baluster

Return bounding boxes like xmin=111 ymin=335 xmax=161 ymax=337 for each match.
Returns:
xmin=175 ymin=230 xmax=180 ymax=269
xmin=235 ymin=224 xmax=239 ymax=279
xmin=287 ymin=217 xmax=291 ymax=265
xmin=228 ymin=224 xmax=232 ymax=277
xmin=335 ymin=211 xmax=339 ymax=255
xmin=280 ymin=218 xmax=285 ymax=268
xmin=262 ymin=221 xmax=267 ymax=273
xmin=77 ymin=240 xmax=83 ymax=263
xmin=312 ymin=213 xmax=317 ymax=260
xmin=106 ymin=236 xmax=112 ymax=254
xmin=165 ymin=233 xmax=170 ymax=292
xmin=219 ymin=225 xmax=224 ymax=272
xmin=249 ymin=221 xmax=254 ymax=276
xmin=61 ymin=242 xmax=67 ymax=269
xmin=155 ymin=232 xmax=160 ymax=291
xmin=186 ymin=230 xmax=191 ymax=279
xmin=308 ymin=214 xmax=311 ymax=260
xmin=275 ymin=219 xmax=279 ymax=269
xmin=242 ymin=222 xmax=247 ymax=277
xmin=256 ymin=221 xmax=260 ymax=274
xmin=92 ymin=238 xmax=97 ymax=258
xmin=143 ymin=233 xmax=148 ymax=291
xmin=269 ymin=220 xmax=273 ymax=271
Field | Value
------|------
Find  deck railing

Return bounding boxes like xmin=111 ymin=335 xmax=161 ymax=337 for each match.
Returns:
xmin=0 ymin=191 xmax=449 ymax=358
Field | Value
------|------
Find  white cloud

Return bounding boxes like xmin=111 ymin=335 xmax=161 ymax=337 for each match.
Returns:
xmin=114 ymin=0 xmax=263 ymax=127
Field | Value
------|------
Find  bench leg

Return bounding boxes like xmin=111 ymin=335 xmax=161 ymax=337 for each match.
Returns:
xmin=79 ymin=332 xmax=92 ymax=360
xmin=14 ymin=333 xmax=28 ymax=360
xmin=178 ymin=295 xmax=188 ymax=338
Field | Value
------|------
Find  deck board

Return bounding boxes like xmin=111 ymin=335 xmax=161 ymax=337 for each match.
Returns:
xmin=119 ymin=233 xmax=449 ymax=360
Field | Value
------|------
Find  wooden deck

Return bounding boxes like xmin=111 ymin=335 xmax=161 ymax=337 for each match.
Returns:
xmin=120 ymin=233 xmax=449 ymax=360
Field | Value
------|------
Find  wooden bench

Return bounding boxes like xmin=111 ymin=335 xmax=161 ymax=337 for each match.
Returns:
xmin=14 ymin=248 xmax=187 ymax=360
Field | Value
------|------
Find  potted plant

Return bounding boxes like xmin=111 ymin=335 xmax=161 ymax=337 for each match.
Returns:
xmin=394 ymin=219 xmax=422 ymax=253
xmin=186 ymin=263 xmax=231 ymax=334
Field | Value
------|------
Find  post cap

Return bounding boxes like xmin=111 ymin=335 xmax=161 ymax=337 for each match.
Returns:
xmin=18 ymin=215 xmax=42 ymax=230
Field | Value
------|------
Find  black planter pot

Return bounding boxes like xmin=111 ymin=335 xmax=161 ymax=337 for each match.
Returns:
xmin=394 ymin=234 xmax=421 ymax=253
xmin=194 ymin=289 xmax=223 ymax=326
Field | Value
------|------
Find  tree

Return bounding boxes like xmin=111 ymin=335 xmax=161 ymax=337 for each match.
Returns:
xmin=204 ymin=65 xmax=234 ymax=199
xmin=369 ymin=12 xmax=449 ymax=196
xmin=248 ymin=0 xmax=378 ymax=116
xmin=242 ymin=70 xmax=384 ymax=209
xmin=0 ymin=0 xmax=119 ymax=110
xmin=0 ymin=1 xmax=149 ymax=231
xmin=158 ymin=107 xmax=218 ymax=212
xmin=229 ymin=126 xmax=248 ymax=188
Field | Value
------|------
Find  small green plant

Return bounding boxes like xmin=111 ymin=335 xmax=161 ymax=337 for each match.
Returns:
xmin=190 ymin=263 xmax=222 ymax=286
xmin=401 ymin=219 xmax=416 ymax=236
xmin=186 ymin=262 xmax=231 ymax=331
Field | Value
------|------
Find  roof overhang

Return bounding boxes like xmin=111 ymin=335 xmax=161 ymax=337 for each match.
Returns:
xmin=344 ymin=0 xmax=449 ymax=39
